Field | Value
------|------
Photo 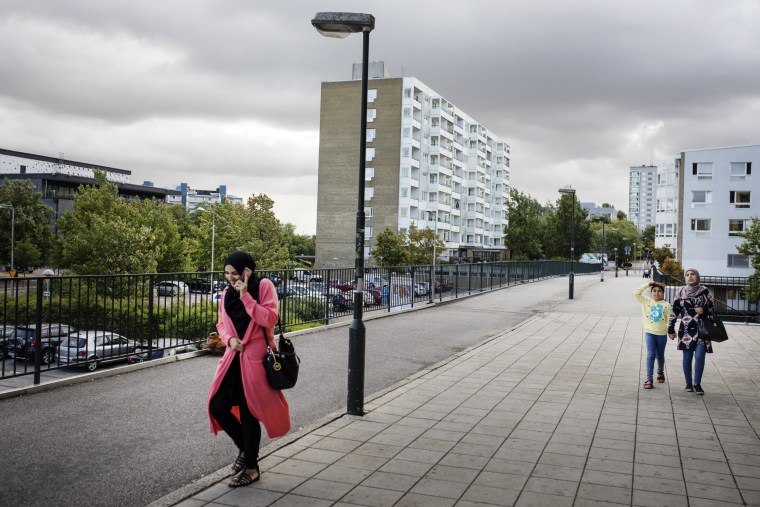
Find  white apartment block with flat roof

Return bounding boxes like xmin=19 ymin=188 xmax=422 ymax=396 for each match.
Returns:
xmin=654 ymin=159 xmax=679 ymax=256
xmin=315 ymin=63 xmax=510 ymax=268
xmin=629 ymin=165 xmax=657 ymax=231
xmin=677 ymin=144 xmax=757 ymax=277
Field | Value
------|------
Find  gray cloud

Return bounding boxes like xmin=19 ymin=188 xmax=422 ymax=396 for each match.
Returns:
xmin=1 ymin=0 xmax=759 ymax=233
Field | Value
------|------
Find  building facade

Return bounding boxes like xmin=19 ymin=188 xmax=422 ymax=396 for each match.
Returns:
xmin=166 ymin=183 xmax=243 ymax=212
xmin=0 ymin=148 xmax=179 ymax=230
xmin=677 ymin=144 xmax=757 ymax=277
xmin=628 ymin=164 xmax=657 ymax=231
xmin=654 ymin=159 xmax=679 ymax=256
xmin=315 ymin=64 xmax=511 ymax=268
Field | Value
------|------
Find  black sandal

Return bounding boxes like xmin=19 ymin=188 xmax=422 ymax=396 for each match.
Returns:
xmin=229 ymin=467 xmax=260 ymax=488
xmin=230 ymin=451 xmax=245 ymax=476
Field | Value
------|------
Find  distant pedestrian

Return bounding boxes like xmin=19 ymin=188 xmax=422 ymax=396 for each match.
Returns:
xmin=642 ymin=259 xmax=652 ymax=278
xmin=634 ymin=281 xmax=671 ymax=389
xmin=668 ymin=267 xmax=715 ymax=395
xmin=207 ymin=251 xmax=291 ymax=487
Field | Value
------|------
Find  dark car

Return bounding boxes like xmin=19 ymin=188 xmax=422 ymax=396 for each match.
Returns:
xmin=1 ymin=325 xmax=15 ymax=360
xmin=127 ymin=338 xmax=200 ymax=364
xmin=264 ymin=274 xmax=282 ymax=286
xmin=186 ymin=278 xmax=225 ymax=293
xmin=330 ymin=294 xmax=353 ymax=312
xmin=11 ymin=323 xmax=77 ymax=365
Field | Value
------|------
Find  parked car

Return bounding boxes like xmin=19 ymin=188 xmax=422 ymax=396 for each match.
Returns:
xmin=10 ymin=323 xmax=77 ymax=366
xmin=186 ymin=278 xmax=224 ymax=293
xmin=414 ymin=283 xmax=430 ymax=296
xmin=330 ymin=294 xmax=353 ymax=312
xmin=264 ymin=273 xmax=282 ymax=286
xmin=1 ymin=325 xmax=15 ymax=360
xmin=127 ymin=338 xmax=200 ymax=364
xmin=329 ymin=279 xmax=354 ymax=292
xmin=58 ymin=331 xmax=139 ymax=372
xmin=291 ymin=269 xmax=322 ymax=283
xmin=155 ymin=281 xmax=189 ymax=296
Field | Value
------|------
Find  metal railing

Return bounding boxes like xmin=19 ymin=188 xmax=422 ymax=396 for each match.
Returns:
xmin=653 ymin=270 xmax=759 ymax=323
xmin=0 ymin=260 xmax=599 ymax=383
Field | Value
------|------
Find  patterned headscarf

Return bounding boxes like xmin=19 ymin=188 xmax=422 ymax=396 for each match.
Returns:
xmin=676 ymin=266 xmax=705 ymax=300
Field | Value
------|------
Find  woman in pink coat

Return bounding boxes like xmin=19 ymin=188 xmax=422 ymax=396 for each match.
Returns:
xmin=207 ymin=251 xmax=291 ymax=487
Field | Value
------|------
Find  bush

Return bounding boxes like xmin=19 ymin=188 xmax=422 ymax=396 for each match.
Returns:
xmin=660 ymin=258 xmax=684 ymax=276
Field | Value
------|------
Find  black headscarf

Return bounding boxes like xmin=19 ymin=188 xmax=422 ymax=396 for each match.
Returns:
xmin=223 ymin=251 xmax=260 ymax=339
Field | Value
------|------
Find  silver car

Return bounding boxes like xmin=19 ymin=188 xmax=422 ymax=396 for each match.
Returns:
xmin=58 ymin=331 xmax=138 ymax=372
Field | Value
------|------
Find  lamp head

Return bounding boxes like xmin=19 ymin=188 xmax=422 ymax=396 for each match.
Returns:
xmin=312 ymin=12 xmax=375 ymax=38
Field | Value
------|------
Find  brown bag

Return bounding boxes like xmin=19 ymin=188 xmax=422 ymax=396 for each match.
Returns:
xmin=206 ymin=332 xmax=226 ymax=355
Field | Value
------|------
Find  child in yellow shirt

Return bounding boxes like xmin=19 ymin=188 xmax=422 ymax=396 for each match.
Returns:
xmin=634 ymin=281 xmax=671 ymax=389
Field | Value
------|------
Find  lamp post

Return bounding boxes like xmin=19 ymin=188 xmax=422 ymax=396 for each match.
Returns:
xmin=312 ymin=11 xmax=375 ymax=416
xmin=0 ymin=204 xmax=14 ymax=275
xmin=558 ymin=186 xmax=576 ymax=299
xmin=614 ymin=247 xmax=619 ymax=277
xmin=196 ymin=207 xmax=215 ymax=294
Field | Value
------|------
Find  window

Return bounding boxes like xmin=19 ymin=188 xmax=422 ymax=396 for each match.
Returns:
xmin=364 ymin=187 xmax=374 ymax=200
xmin=401 ymin=188 xmax=408 ymax=198
xmin=691 ymin=219 xmax=711 ymax=232
xmin=368 ymin=89 xmax=377 ymax=102
xmin=400 ymin=207 xmax=408 ymax=218
xmin=432 ymin=99 xmax=440 ymax=109
xmin=657 ymin=198 xmax=675 ymax=212
xmin=729 ymin=219 xmax=751 ymax=236
xmin=365 ymin=167 xmax=374 ymax=181
xmin=364 ymin=207 xmax=373 ymax=218
xmin=692 ymin=162 xmax=713 ymax=179
xmin=401 ymin=147 xmax=409 ymax=158
xmin=366 ymin=148 xmax=375 ymax=161
xmin=366 ymin=129 xmax=376 ymax=142
xmin=730 ymin=162 xmax=751 ymax=179
xmin=367 ymin=109 xmax=376 ymax=122
xmin=403 ymin=108 xmax=412 ymax=118
xmin=401 ymin=166 xmax=409 ymax=177
xmin=730 ymin=191 xmax=751 ymax=208
xmin=691 ymin=191 xmax=712 ymax=207
xmin=727 ymin=254 xmax=749 ymax=268
xmin=402 ymin=127 xmax=410 ymax=138
xmin=364 ymin=227 xmax=373 ymax=240
xmin=403 ymin=88 xmax=412 ymax=98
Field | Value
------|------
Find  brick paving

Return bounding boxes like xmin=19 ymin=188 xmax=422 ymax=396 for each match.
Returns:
xmin=161 ymin=276 xmax=760 ymax=507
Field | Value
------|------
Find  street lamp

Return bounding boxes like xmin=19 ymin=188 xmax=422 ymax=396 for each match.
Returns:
xmin=196 ymin=207 xmax=215 ymax=293
xmin=0 ymin=204 xmax=14 ymax=274
xmin=558 ymin=186 xmax=576 ymax=299
xmin=614 ymin=247 xmax=619 ymax=278
xmin=312 ymin=11 xmax=375 ymax=416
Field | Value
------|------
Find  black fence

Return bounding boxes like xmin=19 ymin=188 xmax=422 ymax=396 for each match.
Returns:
xmin=0 ymin=260 xmax=599 ymax=383
xmin=653 ymin=270 xmax=759 ymax=323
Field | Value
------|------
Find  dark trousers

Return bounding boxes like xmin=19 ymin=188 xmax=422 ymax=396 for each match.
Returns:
xmin=209 ymin=353 xmax=261 ymax=469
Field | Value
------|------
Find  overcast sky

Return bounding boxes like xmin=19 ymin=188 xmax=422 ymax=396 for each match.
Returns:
xmin=1 ymin=0 xmax=758 ymax=234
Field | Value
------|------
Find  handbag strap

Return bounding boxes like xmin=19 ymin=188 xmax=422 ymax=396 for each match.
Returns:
xmin=262 ymin=313 xmax=285 ymax=348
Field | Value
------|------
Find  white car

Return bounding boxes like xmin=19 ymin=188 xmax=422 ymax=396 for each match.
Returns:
xmin=58 ymin=331 xmax=139 ymax=372
xmin=155 ymin=281 xmax=189 ymax=296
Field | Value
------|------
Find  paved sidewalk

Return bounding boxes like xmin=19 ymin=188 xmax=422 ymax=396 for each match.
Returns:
xmin=164 ymin=275 xmax=760 ymax=507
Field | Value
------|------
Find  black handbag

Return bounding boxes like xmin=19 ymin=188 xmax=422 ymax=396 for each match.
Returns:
xmin=262 ymin=316 xmax=300 ymax=389
xmin=698 ymin=316 xmax=729 ymax=343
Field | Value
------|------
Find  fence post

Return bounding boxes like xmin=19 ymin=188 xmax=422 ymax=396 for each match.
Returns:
xmin=33 ymin=278 xmax=43 ymax=385
xmin=147 ymin=275 xmax=154 ymax=355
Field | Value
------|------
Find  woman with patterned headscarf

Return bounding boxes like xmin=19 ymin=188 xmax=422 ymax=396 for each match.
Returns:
xmin=207 ymin=251 xmax=291 ymax=487
xmin=667 ymin=267 xmax=715 ymax=395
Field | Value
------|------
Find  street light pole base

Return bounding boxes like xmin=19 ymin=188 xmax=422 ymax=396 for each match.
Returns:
xmin=347 ymin=319 xmax=366 ymax=416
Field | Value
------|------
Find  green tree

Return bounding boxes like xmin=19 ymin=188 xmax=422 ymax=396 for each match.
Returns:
xmin=14 ymin=241 xmax=42 ymax=273
xmin=0 ymin=179 xmax=55 ymax=268
xmin=640 ymin=226 xmax=655 ymax=253
xmin=547 ymin=193 xmax=591 ymax=260
xmin=505 ymin=188 xmax=544 ymax=259
xmin=652 ymin=245 xmax=675 ymax=266
xmin=56 ymin=172 xmax=170 ymax=274
xmin=617 ymin=210 xmax=628 ymax=221
xmin=371 ymin=227 xmax=408 ymax=267
xmin=281 ymin=223 xmax=315 ymax=257
xmin=604 ymin=219 xmax=640 ymax=266
xmin=737 ymin=217 xmax=760 ymax=300
xmin=407 ymin=224 xmax=444 ymax=265
xmin=240 ymin=194 xmax=291 ymax=270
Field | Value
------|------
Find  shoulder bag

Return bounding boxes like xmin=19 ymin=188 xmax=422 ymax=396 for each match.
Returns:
xmin=698 ymin=315 xmax=729 ymax=343
xmin=262 ymin=315 xmax=300 ymax=389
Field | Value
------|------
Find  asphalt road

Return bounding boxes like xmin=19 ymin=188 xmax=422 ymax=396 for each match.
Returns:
xmin=0 ymin=276 xmax=594 ymax=507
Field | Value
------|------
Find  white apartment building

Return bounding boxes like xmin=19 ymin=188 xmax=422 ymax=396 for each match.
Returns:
xmin=315 ymin=63 xmax=510 ymax=267
xmin=629 ymin=165 xmax=657 ymax=231
xmin=677 ymin=144 xmax=757 ymax=277
xmin=166 ymin=183 xmax=243 ymax=212
xmin=654 ymin=159 xmax=679 ymax=256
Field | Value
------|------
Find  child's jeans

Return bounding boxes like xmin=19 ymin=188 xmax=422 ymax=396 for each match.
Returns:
xmin=682 ymin=342 xmax=707 ymax=386
xmin=645 ymin=333 xmax=667 ymax=381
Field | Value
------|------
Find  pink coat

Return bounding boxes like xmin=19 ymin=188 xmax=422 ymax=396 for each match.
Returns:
xmin=206 ymin=278 xmax=291 ymax=438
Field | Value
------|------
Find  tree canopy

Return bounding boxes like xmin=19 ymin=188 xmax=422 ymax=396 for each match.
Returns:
xmin=0 ymin=179 xmax=55 ymax=269
xmin=737 ymin=217 xmax=760 ymax=300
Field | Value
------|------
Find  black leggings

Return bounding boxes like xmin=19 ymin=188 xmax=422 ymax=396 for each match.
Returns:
xmin=209 ymin=353 xmax=261 ymax=469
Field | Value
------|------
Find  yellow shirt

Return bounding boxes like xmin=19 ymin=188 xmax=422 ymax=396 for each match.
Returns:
xmin=633 ymin=283 xmax=671 ymax=335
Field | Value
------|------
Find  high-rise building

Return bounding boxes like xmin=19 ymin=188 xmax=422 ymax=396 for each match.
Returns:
xmin=676 ymin=144 xmax=757 ymax=277
xmin=315 ymin=63 xmax=511 ymax=267
xmin=629 ymin=165 xmax=657 ymax=231
xmin=654 ymin=160 xmax=679 ymax=257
